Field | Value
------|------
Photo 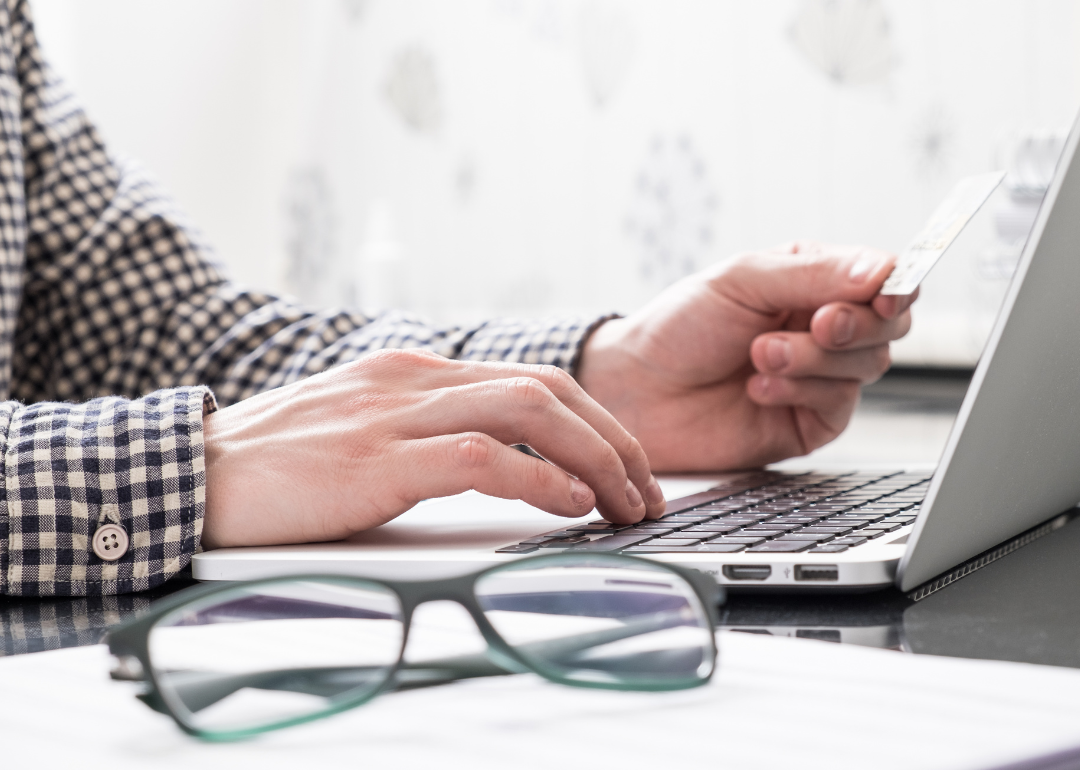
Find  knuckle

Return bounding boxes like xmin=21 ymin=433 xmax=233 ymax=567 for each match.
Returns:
xmin=453 ymin=432 xmax=493 ymax=469
xmin=503 ymin=376 xmax=554 ymax=412
xmin=624 ymin=435 xmax=648 ymax=468
xmin=526 ymin=456 xmax=555 ymax=489
xmin=541 ymin=365 xmax=576 ymax=394
xmin=597 ymin=441 xmax=623 ymax=474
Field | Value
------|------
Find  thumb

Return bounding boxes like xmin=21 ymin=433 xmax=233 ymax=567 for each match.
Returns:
xmin=715 ymin=243 xmax=897 ymax=314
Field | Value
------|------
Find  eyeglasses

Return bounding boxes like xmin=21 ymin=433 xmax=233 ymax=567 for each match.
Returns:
xmin=106 ymin=552 xmax=722 ymax=741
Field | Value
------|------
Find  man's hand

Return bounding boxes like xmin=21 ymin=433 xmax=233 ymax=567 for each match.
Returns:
xmin=201 ymin=350 xmax=665 ymax=548
xmin=577 ymin=242 xmax=917 ymax=471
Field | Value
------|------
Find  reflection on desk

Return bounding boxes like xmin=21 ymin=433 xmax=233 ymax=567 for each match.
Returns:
xmin=0 ymin=582 xmax=190 ymax=657
xmin=904 ymin=512 xmax=1080 ymax=668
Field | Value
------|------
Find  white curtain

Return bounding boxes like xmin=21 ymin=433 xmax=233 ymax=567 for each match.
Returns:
xmin=32 ymin=0 xmax=1080 ymax=365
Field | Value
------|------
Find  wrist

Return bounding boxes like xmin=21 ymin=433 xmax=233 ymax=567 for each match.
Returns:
xmin=577 ymin=317 xmax=643 ymax=433
xmin=200 ymin=410 xmax=226 ymax=550
xmin=200 ymin=401 xmax=253 ymax=550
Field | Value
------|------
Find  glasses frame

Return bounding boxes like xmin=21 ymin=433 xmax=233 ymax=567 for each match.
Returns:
xmin=106 ymin=552 xmax=723 ymax=741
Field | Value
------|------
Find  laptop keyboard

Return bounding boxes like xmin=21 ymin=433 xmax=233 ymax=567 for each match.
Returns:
xmin=495 ymin=470 xmax=928 ymax=555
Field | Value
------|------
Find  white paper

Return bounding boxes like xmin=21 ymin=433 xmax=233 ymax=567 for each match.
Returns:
xmin=4 ymin=627 xmax=1080 ymax=769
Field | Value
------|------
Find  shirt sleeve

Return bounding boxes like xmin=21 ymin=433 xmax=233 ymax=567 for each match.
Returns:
xmin=0 ymin=0 xmax=613 ymax=595
xmin=0 ymin=388 xmax=215 ymax=596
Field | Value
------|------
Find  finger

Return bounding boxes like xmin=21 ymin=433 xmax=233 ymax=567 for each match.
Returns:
xmin=363 ymin=352 xmax=664 ymax=517
xmin=401 ymin=377 xmax=649 ymax=523
xmin=751 ymin=333 xmax=891 ymax=383
xmin=872 ymin=287 xmax=920 ymax=319
xmin=809 ymin=302 xmax=912 ymax=351
xmin=746 ymin=374 xmax=861 ymax=444
xmin=716 ymin=244 xmax=897 ymax=314
xmin=397 ymin=432 xmax=598 ymax=519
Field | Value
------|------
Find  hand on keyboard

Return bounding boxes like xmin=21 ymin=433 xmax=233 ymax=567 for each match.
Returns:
xmin=200 ymin=351 xmax=666 ymax=549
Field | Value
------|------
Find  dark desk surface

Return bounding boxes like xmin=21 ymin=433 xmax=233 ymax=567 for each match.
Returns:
xmin=10 ymin=367 xmax=1076 ymax=670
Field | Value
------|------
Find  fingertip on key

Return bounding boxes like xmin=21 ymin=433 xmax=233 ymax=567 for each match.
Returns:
xmin=644 ymin=476 xmax=665 ymax=506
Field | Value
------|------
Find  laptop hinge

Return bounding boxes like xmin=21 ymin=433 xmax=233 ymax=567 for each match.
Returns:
xmin=907 ymin=510 xmax=1076 ymax=601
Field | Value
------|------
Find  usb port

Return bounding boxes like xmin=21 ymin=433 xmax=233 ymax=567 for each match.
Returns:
xmin=722 ymin=564 xmax=772 ymax=581
xmin=794 ymin=564 xmax=839 ymax=582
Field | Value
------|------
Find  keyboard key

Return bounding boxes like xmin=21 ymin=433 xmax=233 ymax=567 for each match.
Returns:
xmin=688 ymin=543 xmax=749 ymax=553
xmin=853 ymin=529 xmax=886 ymax=539
xmin=800 ymin=526 xmax=855 ymax=535
xmin=662 ymin=514 xmax=715 ymax=522
xmin=623 ymin=525 xmax=682 ymax=535
xmin=568 ymin=534 xmax=655 ymax=551
xmin=854 ymin=506 xmax=908 ymax=515
xmin=648 ymin=538 xmax=704 ymax=547
xmin=831 ymin=536 xmax=868 ymax=546
xmin=523 ymin=530 xmax=591 ymax=543
xmin=681 ymin=524 xmax=744 ymax=534
xmin=745 ymin=521 xmax=802 ymax=531
xmin=496 ymin=543 xmax=540 ymax=554
xmin=747 ymin=541 xmax=815 ymax=553
xmin=863 ymin=522 xmax=902 ymax=533
xmin=750 ymin=503 xmax=800 ymax=513
xmin=710 ymin=536 xmax=767 ymax=545
xmin=776 ymin=532 xmax=835 ymax=542
xmin=538 ymin=536 xmax=589 ymax=547
xmin=567 ymin=522 xmax=628 ymax=532
xmin=735 ymin=529 xmax=785 ymax=538
xmin=809 ymin=544 xmax=849 ymax=553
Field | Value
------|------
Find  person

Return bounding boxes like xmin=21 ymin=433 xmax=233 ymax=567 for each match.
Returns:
xmin=0 ymin=0 xmax=914 ymax=597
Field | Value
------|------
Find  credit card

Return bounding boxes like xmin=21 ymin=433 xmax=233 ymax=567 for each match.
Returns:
xmin=880 ymin=170 xmax=1006 ymax=296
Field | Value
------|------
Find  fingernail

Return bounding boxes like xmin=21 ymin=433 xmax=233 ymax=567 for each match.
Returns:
xmin=625 ymin=479 xmax=644 ymax=508
xmin=877 ymin=295 xmax=898 ymax=319
xmin=766 ymin=337 xmax=791 ymax=371
xmin=849 ymin=256 xmax=885 ymax=283
xmin=833 ymin=309 xmax=855 ymax=346
xmin=644 ymin=476 xmax=666 ymax=506
xmin=570 ymin=478 xmax=592 ymax=506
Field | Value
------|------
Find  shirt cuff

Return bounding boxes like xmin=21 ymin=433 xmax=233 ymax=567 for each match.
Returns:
xmin=456 ymin=314 xmax=620 ymax=376
xmin=0 ymin=387 xmax=212 ymax=596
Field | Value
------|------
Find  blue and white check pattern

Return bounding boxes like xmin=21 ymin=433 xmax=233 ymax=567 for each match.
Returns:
xmin=0 ymin=0 xmax=609 ymax=596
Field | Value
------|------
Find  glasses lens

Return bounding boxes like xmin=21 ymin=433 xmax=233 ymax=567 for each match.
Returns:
xmin=148 ymin=578 xmax=403 ymax=737
xmin=475 ymin=555 xmax=715 ymax=689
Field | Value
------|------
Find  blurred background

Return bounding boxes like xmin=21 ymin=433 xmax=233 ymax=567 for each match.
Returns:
xmin=30 ymin=0 xmax=1080 ymax=368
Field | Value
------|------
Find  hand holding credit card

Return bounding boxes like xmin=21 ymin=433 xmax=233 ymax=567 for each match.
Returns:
xmin=879 ymin=171 xmax=1006 ymax=296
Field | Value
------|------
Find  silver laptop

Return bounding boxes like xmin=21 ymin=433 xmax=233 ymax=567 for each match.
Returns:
xmin=193 ymin=110 xmax=1080 ymax=595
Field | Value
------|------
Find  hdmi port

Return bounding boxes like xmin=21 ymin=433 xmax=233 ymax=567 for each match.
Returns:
xmin=722 ymin=565 xmax=772 ymax=581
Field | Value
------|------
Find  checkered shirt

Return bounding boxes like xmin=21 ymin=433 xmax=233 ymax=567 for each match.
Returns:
xmin=0 ymin=0 xmax=610 ymax=597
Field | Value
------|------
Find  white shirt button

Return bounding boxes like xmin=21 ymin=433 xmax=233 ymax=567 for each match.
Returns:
xmin=92 ymin=523 xmax=129 ymax=561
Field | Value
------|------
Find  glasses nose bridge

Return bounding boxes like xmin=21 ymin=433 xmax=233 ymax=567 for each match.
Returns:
xmin=400 ymin=577 xmax=488 ymax=628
